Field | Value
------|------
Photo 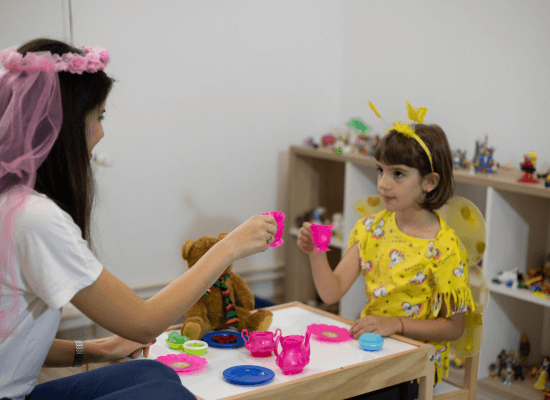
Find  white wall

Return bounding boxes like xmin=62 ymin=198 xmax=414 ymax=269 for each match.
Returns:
xmin=2 ymin=0 xmax=549 ymax=301
xmin=339 ymin=0 xmax=550 ymax=171
xmin=0 ymin=0 xmax=343 ymax=299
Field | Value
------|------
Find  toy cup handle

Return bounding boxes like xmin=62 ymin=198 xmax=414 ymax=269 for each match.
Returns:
xmin=274 ymin=328 xmax=282 ymax=340
xmin=274 ymin=335 xmax=281 ymax=358
xmin=241 ymin=329 xmax=249 ymax=343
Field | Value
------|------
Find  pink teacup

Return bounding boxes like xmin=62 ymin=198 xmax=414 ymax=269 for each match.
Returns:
xmin=241 ymin=328 xmax=282 ymax=357
xmin=262 ymin=211 xmax=285 ymax=247
xmin=310 ymin=223 xmax=333 ymax=251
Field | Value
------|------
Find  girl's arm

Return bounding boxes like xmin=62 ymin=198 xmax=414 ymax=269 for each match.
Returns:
xmin=309 ymin=242 xmax=361 ymax=305
xmin=350 ymin=301 xmax=465 ymax=342
xmin=399 ymin=301 xmax=465 ymax=342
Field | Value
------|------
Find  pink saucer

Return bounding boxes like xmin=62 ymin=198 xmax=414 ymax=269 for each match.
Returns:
xmin=155 ymin=353 xmax=207 ymax=373
xmin=307 ymin=324 xmax=353 ymax=342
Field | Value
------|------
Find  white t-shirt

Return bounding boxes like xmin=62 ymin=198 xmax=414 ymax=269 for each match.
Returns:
xmin=0 ymin=190 xmax=103 ymax=400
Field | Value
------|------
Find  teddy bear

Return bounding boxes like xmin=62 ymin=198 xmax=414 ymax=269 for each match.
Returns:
xmin=180 ymin=232 xmax=274 ymax=340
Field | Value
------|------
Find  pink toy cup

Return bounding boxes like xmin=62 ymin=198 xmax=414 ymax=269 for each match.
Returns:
xmin=241 ymin=328 xmax=282 ymax=357
xmin=310 ymin=223 xmax=333 ymax=251
xmin=262 ymin=211 xmax=285 ymax=247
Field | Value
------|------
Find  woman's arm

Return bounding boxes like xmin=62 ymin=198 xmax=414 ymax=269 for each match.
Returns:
xmin=71 ymin=215 xmax=277 ymax=344
xmin=43 ymin=336 xmax=155 ymax=367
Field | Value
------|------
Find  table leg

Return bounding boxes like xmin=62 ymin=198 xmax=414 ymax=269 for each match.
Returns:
xmin=418 ymin=347 xmax=435 ymax=400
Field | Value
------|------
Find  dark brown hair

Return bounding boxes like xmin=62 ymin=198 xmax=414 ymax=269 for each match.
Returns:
xmin=374 ymin=124 xmax=454 ymax=210
xmin=17 ymin=38 xmax=116 ymax=252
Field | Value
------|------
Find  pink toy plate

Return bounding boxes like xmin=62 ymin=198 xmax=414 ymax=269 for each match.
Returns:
xmin=307 ymin=324 xmax=352 ymax=342
xmin=155 ymin=353 xmax=207 ymax=373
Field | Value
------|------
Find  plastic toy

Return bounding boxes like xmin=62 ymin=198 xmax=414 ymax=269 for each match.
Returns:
xmin=471 ymin=136 xmax=498 ymax=174
xmin=518 ymin=152 xmax=539 ymax=183
xmin=307 ymin=324 xmax=353 ymax=342
xmin=519 ymin=334 xmax=531 ymax=368
xmin=453 ymin=149 xmax=469 ymax=170
xmin=359 ymin=333 xmax=383 ymax=351
xmin=202 ymin=330 xmax=245 ymax=348
xmin=223 ymin=365 xmax=275 ymax=385
xmin=155 ymin=353 xmax=207 ymax=373
xmin=497 ymin=350 xmax=508 ymax=377
xmin=241 ymin=328 xmax=282 ymax=357
xmin=493 ymin=269 xmax=520 ymax=288
xmin=166 ymin=331 xmax=191 ymax=350
xmin=310 ymin=223 xmax=334 ymax=251
xmin=489 ymin=363 xmax=498 ymax=379
xmin=321 ymin=134 xmax=335 ymax=147
xmin=535 ymin=356 xmax=550 ymax=391
xmin=513 ymin=364 xmax=525 ymax=381
xmin=503 ymin=365 xmax=513 ymax=384
xmin=183 ymin=340 xmax=208 ymax=356
xmin=546 ymin=174 xmax=550 ymax=188
xmin=330 ymin=212 xmax=344 ymax=242
xmin=212 ymin=334 xmax=238 ymax=344
xmin=274 ymin=332 xmax=311 ymax=375
xmin=303 ymin=137 xmax=319 ymax=148
xmin=261 ymin=211 xmax=285 ymax=247
xmin=476 ymin=148 xmax=495 ymax=175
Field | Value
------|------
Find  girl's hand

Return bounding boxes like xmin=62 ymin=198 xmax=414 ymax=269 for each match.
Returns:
xmin=93 ymin=335 xmax=156 ymax=363
xmin=222 ymin=215 xmax=278 ymax=262
xmin=297 ymin=222 xmax=315 ymax=254
xmin=349 ymin=315 xmax=401 ymax=339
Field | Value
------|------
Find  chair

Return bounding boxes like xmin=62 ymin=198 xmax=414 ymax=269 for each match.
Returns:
xmin=433 ymin=353 xmax=479 ymax=400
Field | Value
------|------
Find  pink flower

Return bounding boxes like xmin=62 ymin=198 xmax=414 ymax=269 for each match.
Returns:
xmin=67 ymin=56 xmax=86 ymax=74
xmin=81 ymin=45 xmax=92 ymax=54
xmin=99 ymin=50 xmax=110 ymax=64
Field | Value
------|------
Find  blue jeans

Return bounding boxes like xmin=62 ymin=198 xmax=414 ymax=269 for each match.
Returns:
xmin=20 ymin=360 xmax=196 ymax=400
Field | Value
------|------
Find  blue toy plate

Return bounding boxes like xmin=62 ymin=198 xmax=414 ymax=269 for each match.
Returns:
xmin=359 ymin=333 xmax=383 ymax=351
xmin=202 ymin=330 xmax=245 ymax=348
xmin=223 ymin=365 xmax=275 ymax=385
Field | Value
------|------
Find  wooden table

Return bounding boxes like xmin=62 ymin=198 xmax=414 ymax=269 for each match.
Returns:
xmin=99 ymin=302 xmax=436 ymax=400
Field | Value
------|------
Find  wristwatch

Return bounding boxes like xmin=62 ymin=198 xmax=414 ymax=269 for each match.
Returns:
xmin=73 ymin=340 xmax=84 ymax=367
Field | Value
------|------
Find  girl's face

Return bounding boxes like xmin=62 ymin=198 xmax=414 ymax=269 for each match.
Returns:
xmin=376 ymin=161 xmax=426 ymax=213
xmin=85 ymin=100 xmax=106 ymax=158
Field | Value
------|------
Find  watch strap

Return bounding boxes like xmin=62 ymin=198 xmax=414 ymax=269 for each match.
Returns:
xmin=73 ymin=340 xmax=84 ymax=367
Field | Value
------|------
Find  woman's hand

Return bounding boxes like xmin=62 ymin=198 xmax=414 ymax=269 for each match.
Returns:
xmin=93 ymin=335 xmax=156 ymax=363
xmin=222 ymin=215 xmax=278 ymax=261
xmin=349 ymin=315 xmax=401 ymax=339
xmin=297 ymin=222 xmax=315 ymax=254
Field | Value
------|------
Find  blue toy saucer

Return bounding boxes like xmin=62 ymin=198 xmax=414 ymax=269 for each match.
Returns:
xmin=202 ymin=330 xmax=245 ymax=348
xmin=223 ymin=365 xmax=275 ymax=385
xmin=359 ymin=333 xmax=383 ymax=351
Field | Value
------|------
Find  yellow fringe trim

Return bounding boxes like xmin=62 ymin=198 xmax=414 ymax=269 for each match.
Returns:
xmin=429 ymin=287 xmax=476 ymax=318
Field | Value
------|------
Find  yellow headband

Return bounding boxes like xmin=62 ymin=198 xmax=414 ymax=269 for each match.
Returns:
xmin=369 ymin=100 xmax=434 ymax=173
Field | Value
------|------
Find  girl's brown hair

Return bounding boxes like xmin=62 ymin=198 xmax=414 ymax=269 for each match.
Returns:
xmin=374 ymin=124 xmax=454 ymax=210
xmin=17 ymin=38 xmax=116 ymax=252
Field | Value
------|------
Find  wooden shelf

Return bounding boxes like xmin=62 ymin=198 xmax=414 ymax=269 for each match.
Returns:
xmin=488 ymin=282 xmax=550 ymax=308
xmin=292 ymin=146 xmax=550 ymax=199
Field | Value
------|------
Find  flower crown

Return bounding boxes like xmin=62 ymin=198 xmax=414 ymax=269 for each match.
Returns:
xmin=369 ymin=100 xmax=434 ymax=172
xmin=0 ymin=45 xmax=110 ymax=75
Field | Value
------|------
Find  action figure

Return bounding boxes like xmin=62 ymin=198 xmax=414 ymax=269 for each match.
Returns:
xmin=519 ymin=334 xmax=531 ymax=368
xmin=497 ymin=349 xmax=508 ymax=377
xmin=535 ymin=356 xmax=550 ymax=391
xmin=518 ymin=152 xmax=539 ymax=183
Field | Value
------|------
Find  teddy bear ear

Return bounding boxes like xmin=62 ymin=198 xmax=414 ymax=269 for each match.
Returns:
xmin=218 ymin=232 xmax=229 ymax=240
xmin=182 ymin=239 xmax=194 ymax=260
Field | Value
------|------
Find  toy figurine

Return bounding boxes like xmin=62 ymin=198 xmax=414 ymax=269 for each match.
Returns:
xmin=545 ymin=372 xmax=550 ymax=400
xmin=497 ymin=350 xmax=508 ymax=377
xmin=331 ymin=212 xmax=344 ymax=242
xmin=303 ymin=137 xmax=319 ymax=148
xmin=535 ymin=356 xmax=550 ymax=391
xmin=518 ymin=152 xmax=540 ymax=183
xmin=321 ymin=134 xmax=335 ymax=147
xmin=493 ymin=269 xmax=520 ymax=288
xmin=519 ymin=334 xmax=531 ymax=368
xmin=503 ymin=365 xmax=513 ymax=384
xmin=489 ymin=363 xmax=498 ymax=379
xmin=513 ymin=364 xmax=525 ymax=381
xmin=453 ymin=149 xmax=469 ymax=170
xmin=476 ymin=148 xmax=495 ymax=174
xmin=546 ymin=174 xmax=550 ymax=188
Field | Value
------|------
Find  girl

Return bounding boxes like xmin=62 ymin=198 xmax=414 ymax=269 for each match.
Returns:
xmin=0 ymin=38 xmax=277 ymax=400
xmin=297 ymin=122 xmax=475 ymax=399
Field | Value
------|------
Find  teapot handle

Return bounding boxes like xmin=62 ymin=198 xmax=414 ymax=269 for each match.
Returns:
xmin=274 ymin=335 xmax=281 ymax=357
xmin=241 ymin=329 xmax=249 ymax=343
xmin=274 ymin=328 xmax=282 ymax=340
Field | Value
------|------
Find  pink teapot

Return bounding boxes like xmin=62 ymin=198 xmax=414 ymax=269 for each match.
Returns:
xmin=274 ymin=331 xmax=311 ymax=375
xmin=241 ymin=329 xmax=282 ymax=357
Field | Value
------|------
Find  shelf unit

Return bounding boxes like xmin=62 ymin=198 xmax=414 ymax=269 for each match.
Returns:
xmin=283 ymin=145 xmax=550 ymax=386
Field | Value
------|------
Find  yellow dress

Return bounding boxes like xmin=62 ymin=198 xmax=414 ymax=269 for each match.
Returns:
xmin=348 ymin=209 xmax=476 ymax=384
xmin=535 ymin=365 xmax=548 ymax=390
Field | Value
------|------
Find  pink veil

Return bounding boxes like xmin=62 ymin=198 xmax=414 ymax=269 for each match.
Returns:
xmin=0 ymin=60 xmax=63 ymax=337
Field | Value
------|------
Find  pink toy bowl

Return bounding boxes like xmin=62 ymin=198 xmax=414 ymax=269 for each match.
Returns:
xmin=241 ymin=328 xmax=282 ymax=357
xmin=262 ymin=211 xmax=285 ymax=247
xmin=310 ymin=223 xmax=334 ymax=251
xmin=307 ymin=324 xmax=353 ymax=342
xmin=155 ymin=353 xmax=207 ymax=373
